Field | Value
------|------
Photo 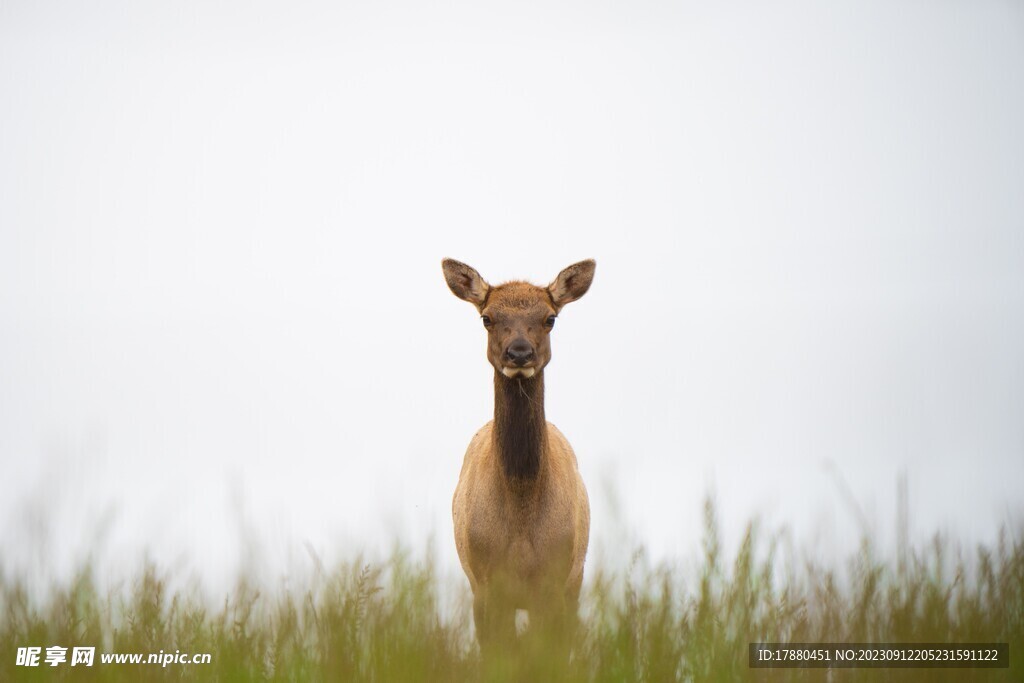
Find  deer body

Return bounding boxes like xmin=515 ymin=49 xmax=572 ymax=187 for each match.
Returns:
xmin=453 ymin=390 xmax=590 ymax=611
xmin=442 ymin=260 xmax=595 ymax=655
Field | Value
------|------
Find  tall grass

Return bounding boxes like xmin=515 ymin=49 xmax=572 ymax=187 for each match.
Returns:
xmin=1 ymin=500 xmax=1020 ymax=682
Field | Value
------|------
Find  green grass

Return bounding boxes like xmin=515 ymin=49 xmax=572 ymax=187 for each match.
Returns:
xmin=2 ymin=500 xmax=1021 ymax=682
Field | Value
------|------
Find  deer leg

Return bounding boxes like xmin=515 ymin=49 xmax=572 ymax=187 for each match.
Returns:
xmin=521 ymin=583 xmax=576 ymax=671
xmin=473 ymin=589 xmax=515 ymax=659
xmin=564 ymin=581 xmax=582 ymax=652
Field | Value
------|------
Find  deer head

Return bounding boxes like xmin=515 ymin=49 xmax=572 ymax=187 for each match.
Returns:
xmin=442 ymin=259 xmax=596 ymax=379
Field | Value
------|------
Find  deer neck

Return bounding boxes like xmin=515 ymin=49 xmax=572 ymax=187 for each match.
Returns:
xmin=493 ymin=370 xmax=547 ymax=481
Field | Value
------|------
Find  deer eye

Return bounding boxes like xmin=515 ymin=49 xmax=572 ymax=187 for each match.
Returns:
xmin=545 ymin=315 xmax=557 ymax=328
xmin=481 ymin=315 xmax=493 ymax=328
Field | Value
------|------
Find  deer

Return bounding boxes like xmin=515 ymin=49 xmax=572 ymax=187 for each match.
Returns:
xmin=442 ymin=258 xmax=595 ymax=662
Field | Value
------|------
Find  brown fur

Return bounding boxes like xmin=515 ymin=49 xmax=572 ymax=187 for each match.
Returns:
xmin=442 ymin=258 xmax=595 ymax=656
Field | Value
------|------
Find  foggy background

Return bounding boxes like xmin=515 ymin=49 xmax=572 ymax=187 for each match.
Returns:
xmin=1 ymin=0 xmax=1022 ymax=591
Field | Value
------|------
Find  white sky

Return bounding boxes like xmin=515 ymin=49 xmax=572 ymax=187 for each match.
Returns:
xmin=1 ymin=0 xmax=1022 ymax=591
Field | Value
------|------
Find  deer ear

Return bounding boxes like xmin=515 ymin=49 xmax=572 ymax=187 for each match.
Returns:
xmin=549 ymin=259 xmax=596 ymax=309
xmin=442 ymin=258 xmax=490 ymax=307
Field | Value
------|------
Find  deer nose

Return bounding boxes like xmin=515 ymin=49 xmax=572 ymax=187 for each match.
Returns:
xmin=505 ymin=341 xmax=535 ymax=366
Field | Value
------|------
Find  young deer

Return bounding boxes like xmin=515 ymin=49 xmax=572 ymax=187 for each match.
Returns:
xmin=442 ymin=258 xmax=595 ymax=659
